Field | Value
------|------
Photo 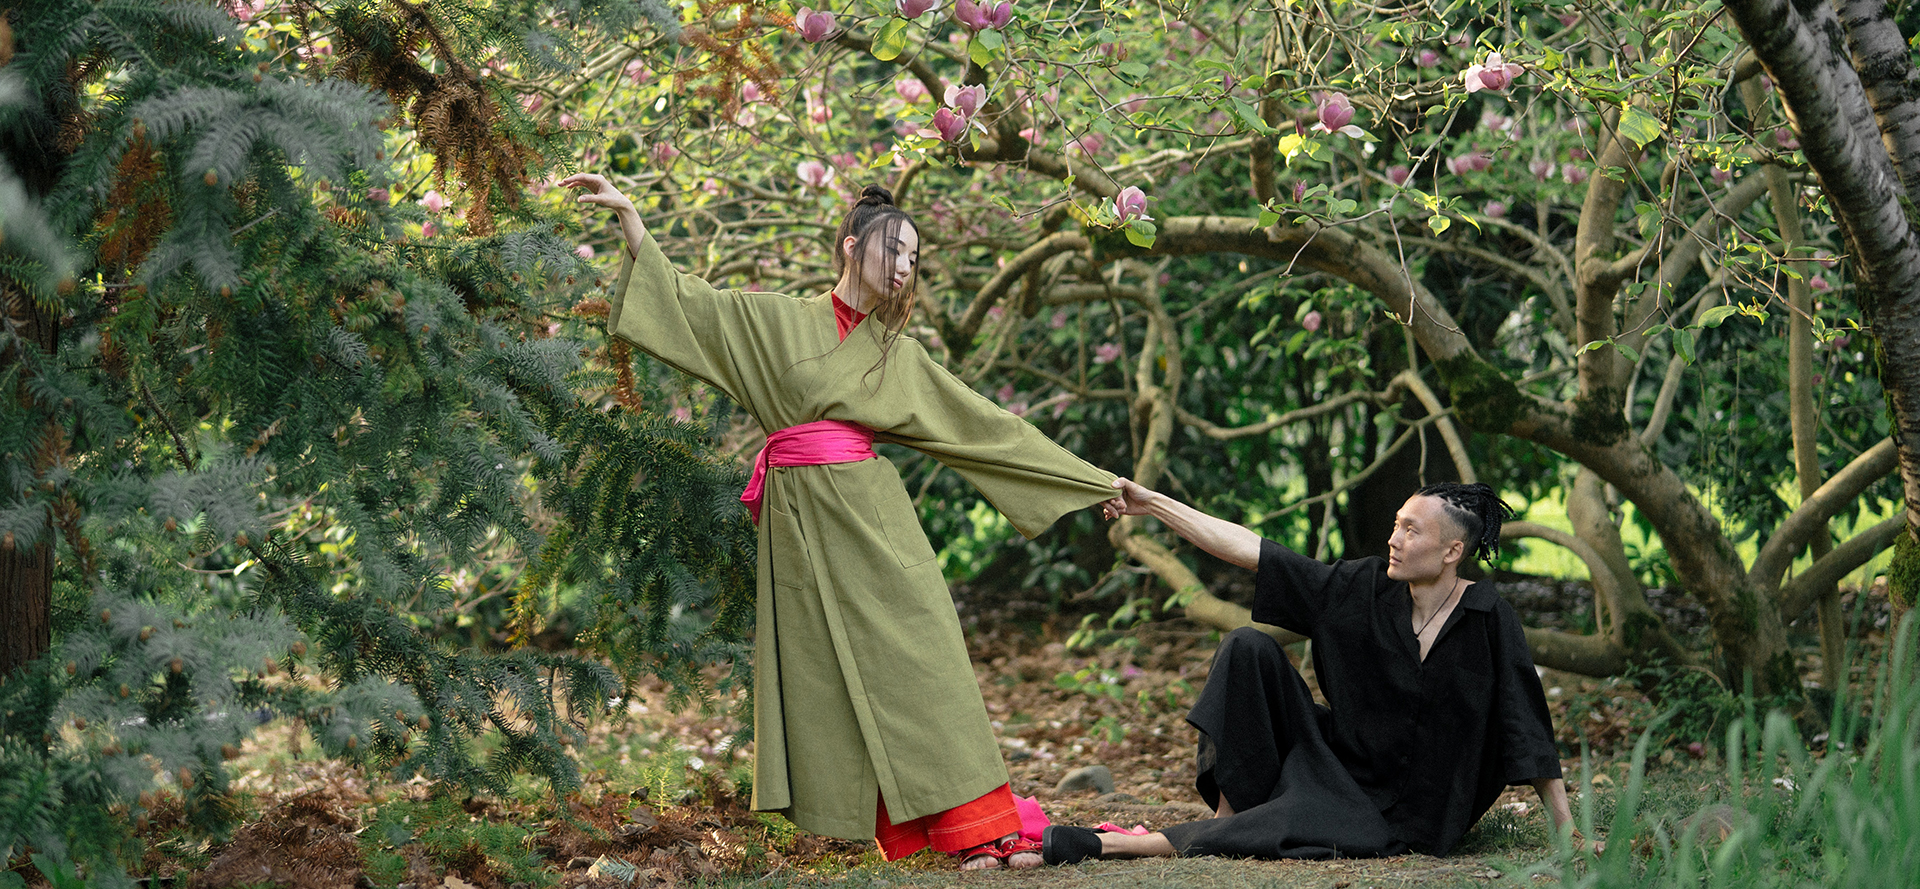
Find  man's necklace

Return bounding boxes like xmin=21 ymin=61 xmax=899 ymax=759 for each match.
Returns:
xmin=1415 ymin=576 xmax=1465 ymax=638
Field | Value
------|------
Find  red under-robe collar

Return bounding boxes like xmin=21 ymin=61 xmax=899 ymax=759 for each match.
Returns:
xmin=831 ymin=292 xmax=867 ymax=341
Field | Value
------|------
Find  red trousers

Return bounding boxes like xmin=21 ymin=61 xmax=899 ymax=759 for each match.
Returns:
xmin=874 ymin=783 xmax=1022 ymax=860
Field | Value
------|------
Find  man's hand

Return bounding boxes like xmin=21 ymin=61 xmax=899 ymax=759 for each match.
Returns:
xmin=1102 ymin=477 xmax=1160 ymax=519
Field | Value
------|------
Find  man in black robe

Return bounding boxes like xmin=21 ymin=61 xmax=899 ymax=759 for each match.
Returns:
xmin=1050 ymin=480 xmax=1578 ymax=862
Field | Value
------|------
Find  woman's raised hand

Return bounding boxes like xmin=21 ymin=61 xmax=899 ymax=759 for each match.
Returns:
xmin=559 ymin=171 xmax=645 ymax=259
xmin=558 ymin=172 xmax=635 ymax=213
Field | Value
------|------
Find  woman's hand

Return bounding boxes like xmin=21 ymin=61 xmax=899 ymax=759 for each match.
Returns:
xmin=558 ymin=172 xmax=634 ymax=213
xmin=559 ymin=172 xmax=645 ymax=259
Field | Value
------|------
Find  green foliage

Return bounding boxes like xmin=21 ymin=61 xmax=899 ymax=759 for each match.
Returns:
xmin=1549 ymin=615 xmax=1920 ymax=888
xmin=1 ymin=0 xmax=751 ymax=880
xmin=358 ymin=796 xmax=556 ymax=888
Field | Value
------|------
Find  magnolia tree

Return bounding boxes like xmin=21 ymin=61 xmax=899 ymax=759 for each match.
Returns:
xmin=512 ymin=0 xmax=1920 ymax=700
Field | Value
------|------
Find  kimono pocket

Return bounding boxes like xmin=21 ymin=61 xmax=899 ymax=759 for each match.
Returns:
xmin=766 ymin=500 xmax=814 ymax=590
xmin=873 ymin=488 xmax=938 ymax=569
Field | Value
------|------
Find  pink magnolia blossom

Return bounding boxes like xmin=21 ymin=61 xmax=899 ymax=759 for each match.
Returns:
xmin=794 ymin=7 xmax=837 ymax=42
xmin=987 ymin=306 xmax=1006 ymax=322
xmin=1808 ymin=275 xmax=1831 ymax=291
xmin=944 ymin=83 xmax=987 ymax=118
xmin=796 ymin=160 xmax=836 ymax=189
xmin=557 ymin=112 xmax=577 ymax=128
xmin=1113 ymin=185 xmax=1152 ymax=223
xmin=1302 ymin=310 xmax=1323 ymax=332
xmin=895 ymin=78 xmax=929 ymax=103
xmin=1119 ymin=94 xmax=1149 ymax=114
xmin=625 ymin=60 xmax=651 ymax=85
xmin=652 ymin=142 xmax=679 ymax=165
xmin=1292 ymin=181 xmax=1307 ymax=202
xmin=1483 ymin=200 xmax=1508 ymax=219
xmin=574 ymin=244 xmax=596 ymax=260
xmin=365 ymin=187 xmax=390 ymax=204
xmin=741 ymin=81 xmax=764 ymax=103
xmin=1417 ymin=49 xmax=1440 ymax=68
xmin=519 ymin=94 xmax=543 ymax=114
xmin=1569 ymin=146 xmax=1590 ymax=160
xmin=1069 ymin=133 xmax=1105 ymax=156
xmin=1813 ymin=248 xmax=1839 ymax=269
xmin=227 ymin=0 xmax=269 ymax=23
xmin=1445 ymin=151 xmax=1491 ymax=175
xmin=1774 ymin=127 xmax=1800 ymax=150
xmin=807 ymin=87 xmax=831 ymax=124
xmin=1049 ymin=310 xmax=1068 ymax=329
xmin=953 ymin=0 xmax=1012 ymax=31
xmin=735 ymin=107 xmax=759 ymax=128
xmin=1006 ymin=401 xmax=1030 ymax=417
xmin=420 ymin=190 xmax=448 ymax=213
xmin=897 ymin=0 xmax=939 ymax=18
xmin=1310 ymin=92 xmax=1365 ymax=137
xmin=1099 ymin=42 xmax=1127 ymax=63
xmin=1461 ymin=51 xmax=1522 ymax=93
xmin=1530 ymin=159 xmax=1556 ymax=181
xmin=1711 ymin=166 xmax=1732 ymax=184
xmin=1558 ymin=13 xmax=1580 ymax=26
xmin=1018 ymin=126 xmax=1043 ymax=146
xmin=1092 ymin=342 xmax=1122 ymax=364
xmin=1562 ymin=165 xmax=1590 ymax=185
xmin=1386 ymin=165 xmax=1412 ymax=186
xmin=932 ymin=107 xmax=969 ymax=142
xmin=420 ymin=220 xmax=438 ymax=238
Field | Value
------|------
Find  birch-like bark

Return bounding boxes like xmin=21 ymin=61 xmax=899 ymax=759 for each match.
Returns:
xmin=1725 ymin=0 xmax=1920 ymax=555
xmin=1836 ymin=0 xmax=1920 ymax=202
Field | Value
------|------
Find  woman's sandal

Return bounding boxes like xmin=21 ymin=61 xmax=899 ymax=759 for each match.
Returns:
xmin=1040 ymin=824 xmax=1105 ymax=865
xmin=955 ymin=834 xmax=1044 ymax=870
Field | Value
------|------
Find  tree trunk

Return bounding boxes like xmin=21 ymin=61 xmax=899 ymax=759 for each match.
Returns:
xmin=1 ymin=282 xmax=56 ymax=678
xmin=0 ymin=541 xmax=52 ymax=677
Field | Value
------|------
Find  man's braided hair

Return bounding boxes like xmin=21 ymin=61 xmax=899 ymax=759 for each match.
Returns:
xmin=1415 ymin=482 xmax=1514 ymax=562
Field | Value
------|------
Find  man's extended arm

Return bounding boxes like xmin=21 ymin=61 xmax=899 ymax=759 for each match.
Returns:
xmin=1105 ymin=478 xmax=1261 ymax=570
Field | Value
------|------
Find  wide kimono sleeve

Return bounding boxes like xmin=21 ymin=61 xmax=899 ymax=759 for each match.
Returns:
xmin=608 ymin=229 xmax=756 ymax=407
xmin=867 ymin=337 xmax=1117 ymax=538
xmin=1248 ymin=539 xmax=1388 ymax=638
xmin=1489 ymin=598 xmax=1564 ymax=784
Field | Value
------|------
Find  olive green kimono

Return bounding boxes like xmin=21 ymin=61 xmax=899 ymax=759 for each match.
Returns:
xmin=611 ymin=231 xmax=1117 ymax=840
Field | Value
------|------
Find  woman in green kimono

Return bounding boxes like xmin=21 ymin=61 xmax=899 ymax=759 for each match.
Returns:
xmin=560 ymin=173 xmax=1119 ymax=870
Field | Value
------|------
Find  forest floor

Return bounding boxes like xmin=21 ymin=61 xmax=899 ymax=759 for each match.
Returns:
xmin=105 ymin=573 xmax=1900 ymax=889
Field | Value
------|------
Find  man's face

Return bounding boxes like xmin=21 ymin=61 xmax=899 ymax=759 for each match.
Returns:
xmin=1386 ymin=495 xmax=1465 ymax=584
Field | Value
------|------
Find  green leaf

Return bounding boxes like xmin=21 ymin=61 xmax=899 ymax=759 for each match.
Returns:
xmin=1617 ymin=342 xmax=1639 ymax=363
xmin=1118 ymin=61 xmax=1150 ymax=81
xmin=1672 ymin=327 xmax=1696 ymax=365
xmin=1258 ymin=208 xmax=1283 ymax=227
xmin=1124 ymin=219 xmax=1157 ymax=248
xmin=969 ymin=32 xmax=1000 ymax=66
xmin=1698 ymin=305 xmax=1739 ymax=328
xmin=1428 ymin=214 xmax=1450 ymax=234
xmin=1618 ymin=105 xmax=1665 ymax=149
xmin=871 ymin=19 xmax=910 ymax=62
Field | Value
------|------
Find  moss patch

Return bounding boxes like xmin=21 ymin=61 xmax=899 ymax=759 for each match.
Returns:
xmin=1432 ymin=353 xmax=1526 ymax=432
xmin=1570 ymin=388 xmax=1631 ymax=445
xmin=1888 ymin=524 xmax=1920 ymax=611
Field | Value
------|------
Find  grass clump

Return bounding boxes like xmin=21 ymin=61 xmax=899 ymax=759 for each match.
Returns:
xmin=1538 ymin=613 xmax=1920 ymax=888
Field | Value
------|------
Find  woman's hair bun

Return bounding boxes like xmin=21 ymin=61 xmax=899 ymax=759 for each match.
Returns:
xmin=858 ymin=184 xmax=895 ymax=207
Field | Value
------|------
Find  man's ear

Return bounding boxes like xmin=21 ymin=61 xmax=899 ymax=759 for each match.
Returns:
xmin=1444 ymin=537 xmax=1466 ymax=567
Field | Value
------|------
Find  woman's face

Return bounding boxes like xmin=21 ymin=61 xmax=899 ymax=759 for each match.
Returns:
xmin=844 ymin=220 xmax=920 ymax=301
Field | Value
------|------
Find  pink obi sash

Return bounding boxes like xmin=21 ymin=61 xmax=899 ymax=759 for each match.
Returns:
xmin=740 ymin=419 xmax=876 ymax=524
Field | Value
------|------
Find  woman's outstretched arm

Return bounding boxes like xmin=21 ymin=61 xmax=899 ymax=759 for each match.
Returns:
xmin=558 ymin=172 xmax=647 ymax=260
